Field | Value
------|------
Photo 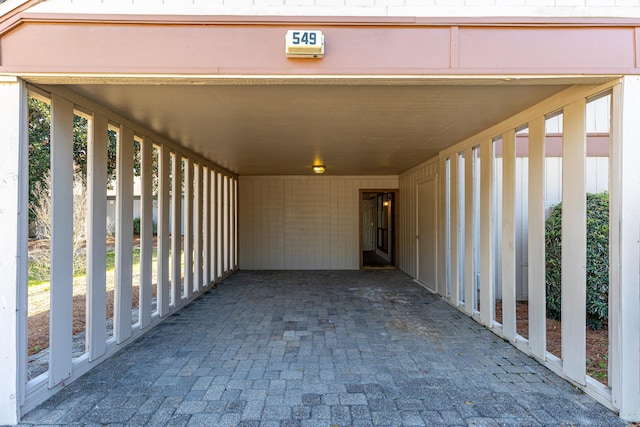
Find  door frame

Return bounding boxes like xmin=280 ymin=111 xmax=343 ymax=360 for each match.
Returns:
xmin=359 ymin=189 xmax=399 ymax=270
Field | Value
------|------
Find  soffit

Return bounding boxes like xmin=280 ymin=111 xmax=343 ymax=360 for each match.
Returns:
xmin=55 ymin=78 xmax=587 ymax=176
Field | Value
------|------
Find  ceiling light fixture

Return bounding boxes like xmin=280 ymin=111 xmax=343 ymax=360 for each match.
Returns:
xmin=313 ymin=165 xmax=326 ymax=174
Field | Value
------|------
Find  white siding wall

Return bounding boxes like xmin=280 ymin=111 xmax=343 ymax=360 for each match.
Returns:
xmin=398 ymin=159 xmax=439 ymax=278
xmin=239 ymin=175 xmax=398 ymax=270
xmin=23 ymin=0 xmax=640 ymax=17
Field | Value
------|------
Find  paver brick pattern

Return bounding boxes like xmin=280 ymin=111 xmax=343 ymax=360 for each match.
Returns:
xmin=18 ymin=270 xmax=626 ymax=426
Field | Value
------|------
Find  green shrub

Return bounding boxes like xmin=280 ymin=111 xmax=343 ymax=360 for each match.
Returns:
xmin=545 ymin=192 xmax=609 ymax=330
xmin=133 ymin=217 xmax=157 ymax=236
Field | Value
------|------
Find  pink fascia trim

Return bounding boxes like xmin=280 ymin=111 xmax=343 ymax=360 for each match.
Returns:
xmin=0 ymin=13 xmax=639 ymax=76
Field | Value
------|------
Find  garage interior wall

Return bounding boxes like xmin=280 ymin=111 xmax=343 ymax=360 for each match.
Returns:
xmin=239 ymin=175 xmax=399 ymax=270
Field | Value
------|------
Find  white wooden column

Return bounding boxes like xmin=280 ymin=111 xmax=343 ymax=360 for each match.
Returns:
xmin=194 ymin=164 xmax=203 ymax=293
xmin=157 ymin=145 xmax=170 ymax=316
xmin=203 ymin=166 xmax=211 ymax=287
xmin=139 ymin=136 xmax=153 ymax=328
xmin=231 ymin=178 xmax=237 ymax=270
xmin=479 ymin=139 xmax=494 ymax=326
xmin=86 ymin=112 xmax=108 ymax=360
xmin=49 ymin=94 xmax=74 ymax=387
xmin=528 ymin=117 xmax=547 ymax=358
xmin=211 ymin=170 xmax=218 ymax=282
xmin=501 ymin=129 xmax=517 ymax=341
xmin=562 ymin=99 xmax=587 ymax=384
xmin=0 ymin=78 xmax=27 ymax=426
xmin=610 ymin=77 xmax=640 ymax=421
xmin=464 ymin=148 xmax=475 ymax=314
xmin=225 ymin=175 xmax=231 ymax=274
xmin=184 ymin=159 xmax=194 ymax=298
xmin=449 ymin=155 xmax=460 ymax=306
xmin=114 ymin=126 xmax=134 ymax=344
xmin=171 ymin=152 xmax=182 ymax=306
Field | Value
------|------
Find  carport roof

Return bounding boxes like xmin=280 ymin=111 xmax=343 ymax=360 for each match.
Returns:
xmin=2 ymin=10 xmax=634 ymax=175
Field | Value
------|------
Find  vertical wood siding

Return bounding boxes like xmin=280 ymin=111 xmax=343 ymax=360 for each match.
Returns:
xmin=239 ymin=176 xmax=399 ymax=270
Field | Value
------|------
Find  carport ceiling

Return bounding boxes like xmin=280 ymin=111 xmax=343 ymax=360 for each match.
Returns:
xmin=58 ymin=78 xmax=601 ymax=176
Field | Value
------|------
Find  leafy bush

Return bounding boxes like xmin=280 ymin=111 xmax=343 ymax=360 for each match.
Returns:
xmin=545 ymin=192 xmax=609 ymax=330
xmin=133 ymin=217 xmax=157 ymax=236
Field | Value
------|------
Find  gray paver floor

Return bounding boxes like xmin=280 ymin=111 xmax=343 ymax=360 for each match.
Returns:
xmin=19 ymin=270 xmax=627 ymax=426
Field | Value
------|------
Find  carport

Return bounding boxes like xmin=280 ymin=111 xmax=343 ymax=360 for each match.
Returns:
xmin=1 ymin=3 xmax=640 ymax=423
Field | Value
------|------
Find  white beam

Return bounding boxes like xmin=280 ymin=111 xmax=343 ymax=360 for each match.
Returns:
xmin=464 ymin=148 xmax=475 ymax=315
xmin=49 ymin=94 xmax=74 ymax=387
xmin=610 ymin=77 xmax=640 ymax=421
xmin=561 ymin=99 xmax=587 ymax=385
xmin=114 ymin=126 xmax=134 ymax=344
xmin=157 ymin=145 xmax=170 ymax=316
xmin=171 ymin=152 xmax=183 ymax=306
xmin=139 ymin=136 xmax=153 ymax=329
xmin=0 ymin=78 xmax=27 ymax=426
xmin=479 ymin=139 xmax=494 ymax=326
xmin=203 ymin=166 xmax=211 ymax=287
xmin=448 ymin=155 xmax=460 ymax=307
xmin=211 ymin=170 xmax=218 ymax=282
xmin=194 ymin=164 xmax=203 ymax=293
xmin=528 ymin=117 xmax=547 ymax=359
xmin=184 ymin=159 xmax=194 ymax=298
xmin=501 ymin=129 xmax=517 ymax=342
xmin=226 ymin=175 xmax=231 ymax=274
xmin=86 ymin=112 xmax=108 ymax=361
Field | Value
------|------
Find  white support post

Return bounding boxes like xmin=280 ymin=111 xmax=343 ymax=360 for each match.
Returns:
xmin=86 ymin=112 xmax=108 ymax=360
xmin=114 ymin=126 xmax=134 ymax=345
xmin=49 ymin=94 xmax=74 ymax=387
xmin=231 ymin=177 xmax=236 ymax=271
xmin=226 ymin=175 xmax=231 ymax=274
xmin=479 ymin=139 xmax=494 ymax=326
xmin=610 ymin=77 xmax=640 ymax=421
xmin=561 ymin=99 xmax=587 ymax=385
xmin=157 ymin=145 xmax=170 ymax=316
xmin=194 ymin=164 xmax=203 ymax=293
xmin=184 ymin=159 xmax=194 ymax=298
xmin=501 ymin=129 xmax=517 ymax=342
xmin=449 ymin=155 xmax=460 ymax=307
xmin=218 ymin=172 xmax=223 ymax=278
xmin=211 ymin=170 xmax=218 ymax=282
xmin=464 ymin=148 xmax=475 ymax=315
xmin=0 ymin=78 xmax=27 ymax=426
xmin=203 ymin=166 xmax=211 ymax=287
xmin=528 ymin=117 xmax=547 ymax=359
xmin=139 ymin=136 xmax=153 ymax=329
xmin=171 ymin=152 xmax=182 ymax=306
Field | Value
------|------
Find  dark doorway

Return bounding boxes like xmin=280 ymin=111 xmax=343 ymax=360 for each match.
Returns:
xmin=360 ymin=190 xmax=398 ymax=269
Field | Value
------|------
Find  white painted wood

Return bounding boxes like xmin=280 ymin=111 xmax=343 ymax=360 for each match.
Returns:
xmin=610 ymin=78 xmax=640 ymax=420
xmin=239 ymin=176 xmax=399 ymax=270
xmin=0 ymin=79 xmax=27 ymax=426
xmin=48 ymin=94 xmax=75 ymax=387
xmin=114 ymin=126 xmax=134 ymax=345
xmin=171 ymin=152 xmax=182 ymax=305
xmin=183 ymin=159 xmax=193 ymax=298
xmin=528 ymin=117 xmax=547 ymax=358
xmin=479 ymin=139 xmax=494 ymax=326
xmin=225 ymin=175 xmax=231 ymax=274
xmin=203 ymin=166 xmax=211 ymax=287
xmin=448 ymin=155 xmax=460 ymax=306
xmin=157 ymin=145 xmax=171 ymax=315
xmin=139 ymin=136 xmax=153 ymax=328
xmin=86 ymin=112 xmax=108 ymax=360
xmin=417 ymin=179 xmax=437 ymax=292
xmin=194 ymin=164 xmax=203 ymax=292
xmin=233 ymin=178 xmax=238 ymax=270
xmin=463 ymin=148 xmax=475 ymax=314
xmin=501 ymin=130 xmax=517 ymax=341
xmin=211 ymin=170 xmax=218 ymax=281
xmin=217 ymin=172 xmax=223 ymax=276
xmin=561 ymin=99 xmax=587 ymax=385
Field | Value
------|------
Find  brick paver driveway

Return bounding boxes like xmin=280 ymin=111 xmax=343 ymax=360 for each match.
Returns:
xmin=19 ymin=270 xmax=626 ymax=426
